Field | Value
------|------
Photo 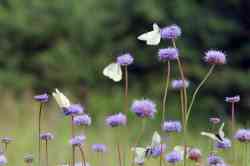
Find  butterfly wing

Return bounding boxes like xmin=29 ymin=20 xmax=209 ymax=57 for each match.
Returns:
xmin=151 ymin=131 xmax=161 ymax=148
xmin=132 ymin=147 xmax=146 ymax=164
xmin=218 ymin=123 xmax=225 ymax=139
xmin=137 ymin=23 xmax=161 ymax=46
xmin=103 ymin=63 xmax=122 ymax=82
xmin=201 ymin=132 xmax=218 ymax=141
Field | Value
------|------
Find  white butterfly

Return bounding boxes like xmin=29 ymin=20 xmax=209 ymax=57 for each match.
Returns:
xmin=173 ymin=145 xmax=191 ymax=160
xmin=137 ymin=23 xmax=161 ymax=45
xmin=52 ymin=89 xmax=71 ymax=108
xmin=103 ymin=63 xmax=122 ymax=82
xmin=201 ymin=123 xmax=225 ymax=143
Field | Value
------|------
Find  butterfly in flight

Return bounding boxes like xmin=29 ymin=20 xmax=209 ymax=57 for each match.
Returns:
xmin=102 ymin=63 xmax=122 ymax=82
xmin=201 ymin=123 xmax=225 ymax=143
xmin=137 ymin=23 xmax=161 ymax=46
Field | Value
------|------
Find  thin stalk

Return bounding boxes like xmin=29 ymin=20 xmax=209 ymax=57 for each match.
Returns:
xmin=79 ymin=146 xmax=87 ymax=166
xmin=180 ymin=90 xmax=185 ymax=127
xmin=124 ymin=65 xmax=129 ymax=113
xmin=117 ymin=143 xmax=122 ymax=166
xmin=38 ymin=103 xmax=43 ymax=166
xmin=245 ymin=144 xmax=248 ymax=166
xmin=231 ymin=102 xmax=235 ymax=161
xmin=162 ymin=61 xmax=171 ymax=123
xmin=186 ymin=65 xmax=215 ymax=124
xmin=45 ymin=140 xmax=48 ymax=166
xmin=71 ymin=116 xmax=75 ymax=166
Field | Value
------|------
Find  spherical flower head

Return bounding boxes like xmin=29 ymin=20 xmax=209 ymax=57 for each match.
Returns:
xmin=64 ymin=104 xmax=84 ymax=116
xmin=207 ymin=155 xmax=224 ymax=165
xmin=73 ymin=115 xmax=91 ymax=126
xmin=225 ymin=95 xmax=240 ymax=103
xmin=0 ymin=154 xmax=7 ymax=166
xmin=105 ymin=113 xmax=127 ymax=127
xmin=131 ymin=99 xmax=157 ymax=118
xmin=116 ymin=53 xmax=134 ymax=66
xmin=161 ymin=25 xmax=181 ymax=40
xmin=171 ymin=79 xmax=189 ymax=90
xmin=209 ymin=117 xmax=221 ymax=125
xmin=69 ymin=135 xmax=86 ymax=146
xmin=0 ymin=137 xmax=13 ymax=144
xmin=34 ymin=93 xmax=49 ymax=103
xmin=92 ymin=144 xmax=107 ymax=153
xmin=158 ymin=48 xmax=179 ymax=62
xmin=40 ymin=132 xmax=54 ymax=141
xmin=24 ymin=154 xmax=34 ymax=164
xmin=234 ymin=129 xmax=250 ymax=143
xmin=204 ymin=50 xmax=226 ymax=65
xmin=162 ymin=121 xmax=182 ymax=133
xmin=151 ymin=144 xmax=166 ymax=157
xmin=188 ymin=148 xmax=202 ymax=162
xmin=215 ymin=138 xmax=231 ymax=149
xmin=165 ymin=150 xmax=182 ymax=164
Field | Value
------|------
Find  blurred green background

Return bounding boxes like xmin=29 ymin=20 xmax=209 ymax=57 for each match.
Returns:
xmin=0 ymin=0 xmax=250 ymax=165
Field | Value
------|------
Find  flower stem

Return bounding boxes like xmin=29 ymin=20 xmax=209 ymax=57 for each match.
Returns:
xmin=45 ymin=140 xmax=48 ymax=166
xmin=117 ymin=143 xmax=122 ymax=166
xmin=71 ymin=116 xmax=75 ymax=166
xmin=186 ymin=65 xmax=215 ymax=124
xmin=162 ymin=61 xmax=171 ymax=123
xmin=231 ymin=102 xmax=235 ymax=161
xmin=79 ymin=146 xmax=87 ymax=166
xmin=124 ymin=65 xmax=129 ymax=113
xmin=180 ymin=90 xmax=185 ymax=128
xmin=38 ymin=103 xmax=43 ymax=166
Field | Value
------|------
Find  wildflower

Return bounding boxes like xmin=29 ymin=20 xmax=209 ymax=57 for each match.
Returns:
xmin=204 ymin=50 xmax=226 ymax=65
xmin=162 ymin=121 xmax=182 ymax=133
xmin=207 ymin=155 xmax=224 ymax=165
xmin=24 ymin=154 xmax=34 ymax=164
xmin=105 ymin=113 xmax=127 ymax=127
xmin=171 ymin=79 xmax=189 ymax=90
xmin=69 ymin=135 xmax=86 ymax=146
xmin=64 ymin=104 xmax=84 ymax=116
xmin=151 ymin=144 xmax=166 ymax=157
xmin=215 ymin=138 xmax=231 ymax=149
xmin=165 ymin=150 xmax=182 ymax=164
xmin=34 ymin=93 xmax=49 ymax=103
xmin=73 ymin=115 xmax=91 ymax=126
xmin=52 ymin=89 xmax=71 ymax=108
xmin=40 ymin=132 xmax=54 ymax=141
xmin=209 ymin=117 xmax=221 ymax=125
xmin=0 ymin=137 xmax=13 ymax=145
xmin=188 ymin=148 xmax=202 ymax=162
xmin=161 ymin=25 xmax=181 ymax=40
xmin=234 ymin=129 xmax=250 ymax=143
xmin=0 ymin=154 xmax=7 ymax=166
xmin=131 ymin=99 xmax=157 ymax=118
xmin=225 ymin=95 xmax=240 ymax=103
xmin=92 ymin=144 xmax=107 ymax=153
xmin=158 ymin=48 xmax=179 ymax=61
xmin=116 ymin=53 xmax=134 ymax=66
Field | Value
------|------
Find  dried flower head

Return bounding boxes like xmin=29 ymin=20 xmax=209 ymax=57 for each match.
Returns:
xmin=69 ymin=135 xmax=86 ymax=146
xmin=234 ymin=129 xmax=250 ymax=143
xmin=171 ymin=79 xmax=189 ymax=90
xmin=161 ymin=25 xmax=181 ymax=40
xmin=105 ymin=113 xmax=127 ymax=127
xmin=92 ymin=144 xmax=107 ymax=153
xmin=34 ymin=93 xmax=49 ymax=103
xmin=0 ymin=137 xmax=13 ymax=144
xmin=165 ymin=150 xmax=182 ymax=164
xmin=73 ymin=115 xmax=91 ymax=126
xmin=215 ymin=138 xmax=231 ymax=149
xmin=225 ymin=95 xmax=240 ymax=103
xmin=188 ymin=148 xmax=202 ymax=162
xmin=209 ymin=117 xmax=221 ymax=125
xmin=40 ymin=132 xmax=54 ymax=141
xmin=204 ymin=50 xmax=226 ymax=65
xmin=158 ymin=48 xmax=179 ymax=61
xmin=116 ymin=53 xmax=134 ymax=66
xmin=162 ymin=121 xmax=182 ymax=133
xmin=131 ymin=99 xmax=157 ymax=118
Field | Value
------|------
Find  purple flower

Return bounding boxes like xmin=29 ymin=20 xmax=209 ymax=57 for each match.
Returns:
xmin=188 ymin=148 xmax=202 ymax=162
xmin=0 ymin=154 xmax=7 ymax=165
xmin=204 ymin=50 xmax=226 ymax=65
xmin=209 ymin=117 xmax=221 ymax=125
xmin=158 ymin=48 xmax=179 ymax=61
xmin=215 ymin=138 xmax=231 ymax=149
xmin=151 ymin=144 xmax=166 ymax=157
xmin=161 ymin=25 xmax=181 ymax=40
xmin=69 ymin=135 xmax=86 ymax=146
xmin=40 ymin=132 xmax=54 ymax=141
xmin=131 ymin=99 xmax=157 ymax=118
xmin=105 ymin=113 xmax=127 ymax=127
xmin=165 ymin=150 xmax=182 ymax=164
xmin=24 ymin=154 xmax=34 ymax=164
xmin=162 ymin=121 xmax=182 ymax=133
xmin=207 ymin=155 xmax=224 ymax=165
xmin=34 ymin=93 xmax=49 ymax=103
xmin=171 ymin=79 xmax=189 ymax=90
xmin=73 ymin=115 xmax=91 ymax=126
xmin=116 ymin=53 xmax=134 ymax=66
xmin=225 ymin=95 xmax=240 ymax=103
xmin=234 ymin=129 xmax=250 ymax=143
xmin=92 ymin=144 xmax=107 ymax=153
xmin=64 ymin=104 xmax=84 ymax=116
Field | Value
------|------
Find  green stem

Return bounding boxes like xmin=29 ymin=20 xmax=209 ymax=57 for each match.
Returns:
xmin=71 ymin=116 xmax=75 ymax=166
xmin=186 ymin=65 xmax=215 ymax=125
xmin=45 ymin=140 xmax=48 ymax=166
xmin=162 ymin=61 xmax=171 ymax=123
xmin=117 ymin=143 xmax=122 ymax=166
xmin=79 ymin=146 xmax=87 ymax=166
xmin=38 ymin=103 xmax=43 ymax=166
xmin=124 ymin=65 xmax=129 ymax=113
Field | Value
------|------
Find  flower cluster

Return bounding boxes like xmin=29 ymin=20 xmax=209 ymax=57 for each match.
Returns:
xmin=171 ymin=79 xmax=189 ymax=90
xmin=105 ymin=113 xmax=127 ymax=127
xmin=131 ymin=99 xmax=157 ymax=118
xmin=116 ymin=53 xmax=134 ymax=66
xmin=162 ymin=121 xmax=182 ymax=133
xmin=73 ymin=114 xmax=92 ymax=126
xmin=234 ymin=129 xmax=250 ymax=143
xmin=69 ymin=135 xmax=86 ymax=146
xmin=158 ymin=48 xmax=179 ymax=61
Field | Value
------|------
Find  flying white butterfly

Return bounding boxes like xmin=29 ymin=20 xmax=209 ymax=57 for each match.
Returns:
xmin=102 ymin=63 xmax=122 ymax=82
xmin=173 ymin=145 xmax=191 ymax=160
xmin=52 ymin=89 xmax=71 ymax=108
xmin=137 ymin=23 xmax=161 ymax=45
xmin=201 ymin=123 xmax=225 ymax=143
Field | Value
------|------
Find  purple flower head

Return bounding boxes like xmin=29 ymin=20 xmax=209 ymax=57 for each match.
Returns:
xmin=215 ymin=138 xmax=231 ymax=149
xmin=162 ymin=121 xmax=182 ymax=133
xmin=161 ymin=25 xmax=181 ymax=40
xmin=131 ymin=99 xmax=157 ymax=118
xmin=165 ymin=150 xmax=182 ymax=164
xmin=234 ymin=129 xmax=250 ymax=143
xmin=158 ymin=48 xmax=179 ymax=62
xmin=204 ymin=50 xmax=226 ymax=65
xmin=225 ymin=95 xmax=240 ymax=103
xmin=73 ymin=115 xmax=91 ymax=126
xmin=188 ymin=148 xmax=202 ymax=162
xmin=151 ymin=144 xmax=166 ymax=157
xmin=69 ymin=135 xmax=86 ymax=146
xmin=105 ymin=113 xmax=127 ymax=127
xmin=171 ymin=79 xmax=189 ymax=90
xmin=116 ymin=53 xmax=134 ymax=66
xmin=0 ymin=154 xmax=7 ymax=165
xmin=207 ymin=155 xmax=224 ymax=165
xmin=209 ymin=117 xmax=221 ymax=125
xmin=24 ymin=154 xmax=34 ymax=164
xmin=92 ymin=144 xmax=107 ymax=153
xmin=63 ymin=104 xmax=84 ymax=116
xmin=34 ymin=93 xmax=49 ymax=103
xmin=0 ymin=137 xmax=13 ymax=144
xmin=40 ymin=132 xmax=54 ymax=141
